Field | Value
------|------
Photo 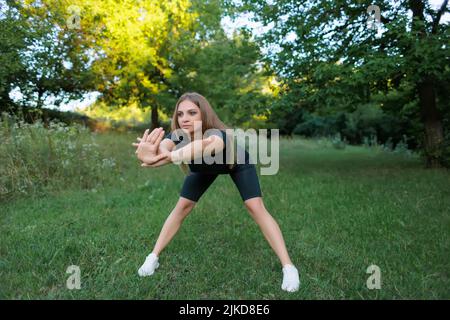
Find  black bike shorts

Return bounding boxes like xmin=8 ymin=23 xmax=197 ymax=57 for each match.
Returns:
xmin=180 ymin=165 xmax=262 ymax=202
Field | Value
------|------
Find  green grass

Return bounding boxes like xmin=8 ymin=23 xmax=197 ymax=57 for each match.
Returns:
xmin=1 ymin=132 xmax=449 ymax=299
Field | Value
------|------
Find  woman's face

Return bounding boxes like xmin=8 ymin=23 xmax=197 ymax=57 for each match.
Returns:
xmin=177 ymin=100 xmax=202 ymax=137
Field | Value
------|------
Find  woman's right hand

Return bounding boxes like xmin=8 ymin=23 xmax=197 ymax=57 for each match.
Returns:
xmin=140 ymin=151 xmax=171 ymax=168
xmin=132 ymin=127 xmax=166 ymax=164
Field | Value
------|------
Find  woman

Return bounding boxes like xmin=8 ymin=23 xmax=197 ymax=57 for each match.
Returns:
xmin=132 ymin=92 xmax=300 ymax=292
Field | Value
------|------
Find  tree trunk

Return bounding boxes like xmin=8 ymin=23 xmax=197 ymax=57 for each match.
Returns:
xmin=417 ymin=78 xmax=444 ymax=168
xmin=151 ymin=104 xmax=159 ymax=130
xmin=409 ymin=0 xmax=445 ymax=168
xmin=36 ymin=88 xmax=44 ymax=109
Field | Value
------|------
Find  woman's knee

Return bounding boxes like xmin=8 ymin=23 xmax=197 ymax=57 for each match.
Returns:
xmin=177 ymin=197 xmax=196 ymax=213
xmin=244 ymin=197 xmax=265 ymax=217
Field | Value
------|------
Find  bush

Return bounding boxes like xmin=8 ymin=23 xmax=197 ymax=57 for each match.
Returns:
xmin=0 ymin=112 xmax=118 ymax=202
xmin=293 ymin=114 xmax=340 ymax=137
xmin=436 ymin=130 xmax=450 ymax=168
xmin=291 ymin=104 xmax=417 ymax=149
xmin=383 ymin=137 xmax=394 ymax=151
xmin=331 ymin=133 xmax=347 ymax=150
xmin=393 ymin=135 xmax=412 ymax=155
xmin=363 ymin=134 xmax=378 ymax=147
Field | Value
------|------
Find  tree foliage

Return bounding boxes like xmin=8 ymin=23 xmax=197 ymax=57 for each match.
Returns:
xmin=230 ymin=0 xmax=450 ymax=167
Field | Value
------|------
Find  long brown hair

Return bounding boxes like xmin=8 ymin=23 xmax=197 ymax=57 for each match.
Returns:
xmin=169 ymin=92 xmax=236 ymax=174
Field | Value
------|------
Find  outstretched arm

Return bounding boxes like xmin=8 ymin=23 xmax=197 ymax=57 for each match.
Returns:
xmin=141 ymin=136 xmax=224 ymax=168
xmin=133 ymin=129 xmax=225 ymax=168
xmin=169 ymin=135 xmax=224 ymax=164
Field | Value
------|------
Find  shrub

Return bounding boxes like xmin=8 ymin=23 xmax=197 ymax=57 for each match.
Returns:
xmin=393 ymin=135 xmax=412 ymax=155
xmin=331 ymin=133 xmax=347 ymax=150
xmin=0 ymin=112 xmax=117 ymax=202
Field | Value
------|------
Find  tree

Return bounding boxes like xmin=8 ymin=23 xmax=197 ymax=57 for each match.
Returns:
xmin=231 ymin=0 xmax=450 ymax=168
xmin=0 ymin=0 xmax=92 ymax=113
xmin=74 ymin=0 xmax=268 ymax=129
xmin=0 ymin=2 xmax=27 ymax=112
xmin=46 ymin=0 xmax=201 ymax=130
xmin=168 ymin=29 xmax=270 ymax=125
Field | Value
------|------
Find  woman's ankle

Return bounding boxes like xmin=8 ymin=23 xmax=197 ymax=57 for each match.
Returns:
xmin=151 ymin=251 xmax=159 ymax=258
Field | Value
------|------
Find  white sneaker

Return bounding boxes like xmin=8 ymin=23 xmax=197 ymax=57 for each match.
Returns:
xmin=138 ymin=253 xmax=159 ymax=277
xmin=281 ymin=264 xmax=300 ymax=292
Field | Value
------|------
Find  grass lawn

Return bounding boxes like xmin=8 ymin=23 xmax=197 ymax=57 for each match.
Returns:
xmin=1 ymin=132 xmax=449 ymax=299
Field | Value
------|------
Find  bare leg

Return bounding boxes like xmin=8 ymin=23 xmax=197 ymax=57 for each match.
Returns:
xmin=138 ymin=197 xmax=195 ymax=277
xmin=151 ymin=197 xmax=196 ymax=256
xmin=244 ymin=197 xmax=299 ymax=292
xmin=244 ymin=197 xmax=293 ymax=267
